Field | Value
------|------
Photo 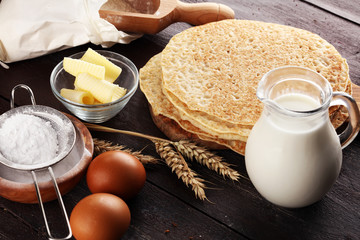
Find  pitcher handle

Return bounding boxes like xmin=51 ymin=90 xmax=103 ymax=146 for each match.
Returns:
xmin=331 ymin=92 xmax=360 ymax=149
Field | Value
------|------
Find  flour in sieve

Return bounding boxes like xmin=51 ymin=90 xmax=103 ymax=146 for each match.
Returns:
xmin=0 ymin=113 xmax=59 ymax=165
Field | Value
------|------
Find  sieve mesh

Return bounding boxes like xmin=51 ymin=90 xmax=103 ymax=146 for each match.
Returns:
xmin=0 ymin=105 xmax=75 ymax=170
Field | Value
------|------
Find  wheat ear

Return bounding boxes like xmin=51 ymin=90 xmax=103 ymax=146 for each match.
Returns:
xmin=173 ymin=140 xmax=243 ymax=181
xmin=154 ymin=140 xmax=207 ymax=201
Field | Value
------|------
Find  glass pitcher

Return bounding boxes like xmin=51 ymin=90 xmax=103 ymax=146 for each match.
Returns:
xmin=245 ymin=66 xmax=360 ymax=208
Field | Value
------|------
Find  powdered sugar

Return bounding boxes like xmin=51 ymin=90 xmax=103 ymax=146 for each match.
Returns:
xmin=0 ymin=113 xmax=59 ymax=165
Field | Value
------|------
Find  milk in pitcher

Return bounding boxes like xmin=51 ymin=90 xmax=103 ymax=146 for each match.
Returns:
xmin=245 ymin=92 xmax=342 ymax=208
xmin=246 ymin=66 xmax=359 ymax=208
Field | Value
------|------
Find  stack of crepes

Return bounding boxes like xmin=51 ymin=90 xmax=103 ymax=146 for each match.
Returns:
xmin=139 ymin=20 xmax=351 ymax=155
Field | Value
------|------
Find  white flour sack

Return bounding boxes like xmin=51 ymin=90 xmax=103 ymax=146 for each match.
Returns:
xmin=0 ymin=0 xmax=141 ymax=64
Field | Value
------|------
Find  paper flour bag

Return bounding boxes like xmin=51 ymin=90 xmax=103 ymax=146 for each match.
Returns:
xmin=0 ymin=0 xmax=141 ymax=64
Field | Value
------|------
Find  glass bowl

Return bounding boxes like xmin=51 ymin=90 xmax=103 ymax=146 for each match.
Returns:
xmin=50 ymin=50 xmax=139 ymax=123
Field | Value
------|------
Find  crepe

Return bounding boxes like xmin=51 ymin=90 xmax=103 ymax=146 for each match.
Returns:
xmin=161 ymin=20 xmax=350 ymax=130
xmin=139 ymin=53 xmax=246 ymax=154
xmin=139 ymin=54 xmax=251 ymax=141
xmin=140 ymin=19 xmax=351 ymax=155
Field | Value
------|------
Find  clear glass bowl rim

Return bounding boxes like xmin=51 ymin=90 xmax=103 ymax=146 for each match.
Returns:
xmin=50 ymin=50 xmax=139 ymax=109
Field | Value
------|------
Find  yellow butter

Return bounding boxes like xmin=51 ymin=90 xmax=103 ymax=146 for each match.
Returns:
xmin=75 ymin=73 xmax=116 ymax=103
xmin=60 ymin=88 xmax=95 ymax=105
xmin=112 ymin=86 xmax=127 ymax=101
xmin=63 ymin=57 xmax=105 ymax=79
xmin=81 ymin=48 xmax=122 ymax=83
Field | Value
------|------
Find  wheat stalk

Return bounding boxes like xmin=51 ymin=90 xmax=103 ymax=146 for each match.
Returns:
xmin=85 ymin=123 xmax=171 ymax=143
xmin=93 ymin=138 xmax=159 ymax=164
xmin=173 ymin=140 xmax=243 ymax=181
xmin=153 ymin=140 xmax=207 ymax=201
xmin=85 ymin=123 xmax=243 ymax=200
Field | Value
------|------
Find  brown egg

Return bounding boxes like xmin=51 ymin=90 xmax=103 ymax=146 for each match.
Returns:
xmin=86 ymin=150 xmax=146 ymax=200
xmin=70 ymin=193 xmax=131 ymax=240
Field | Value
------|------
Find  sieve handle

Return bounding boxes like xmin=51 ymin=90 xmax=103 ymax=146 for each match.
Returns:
xmin=31 ymin=167 xmax=72 ymax=240
xmin=10 ymin=84 xmax=36 ymax=109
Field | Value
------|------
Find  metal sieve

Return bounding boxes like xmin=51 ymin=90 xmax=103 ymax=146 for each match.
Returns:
xmin=0 ymin=84 xmax=76 ymax=240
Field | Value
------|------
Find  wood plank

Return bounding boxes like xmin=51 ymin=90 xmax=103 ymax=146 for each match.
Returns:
xmin=0 ymin=0 xmax=360 ymax=239
xmin=0 ymin=206 xmax=43 ymax=240
xmin=1 ymin=177 xmax=246 ymax=239
xmin=124 ymin=184 xmax=246 ymax=239
xmin=301 ymin=0 xmax=360 ymax=25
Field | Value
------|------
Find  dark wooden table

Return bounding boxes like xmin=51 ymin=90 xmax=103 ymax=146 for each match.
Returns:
xmin=1 ymin=0 xmax=359 ymax=239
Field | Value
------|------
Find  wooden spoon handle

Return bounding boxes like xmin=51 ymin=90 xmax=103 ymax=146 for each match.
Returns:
xmin=174 ymin=1 xmax=235 ymax=26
